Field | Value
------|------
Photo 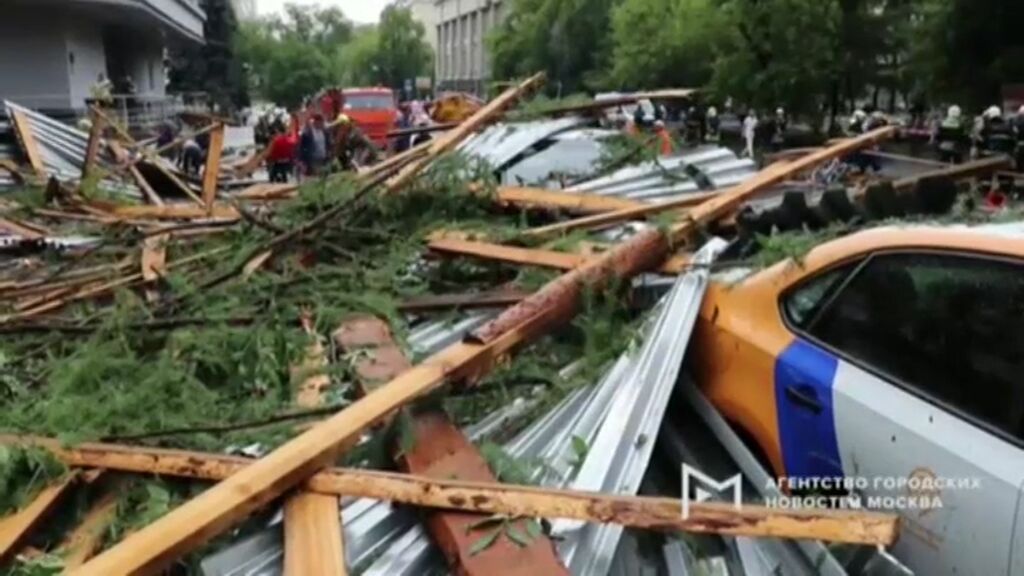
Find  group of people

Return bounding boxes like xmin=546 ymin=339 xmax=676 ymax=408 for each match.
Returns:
xmin=934 ymin=104 xmax=1024 ymax=168
xmin=263 ymin=112 xmax=380 ymax=183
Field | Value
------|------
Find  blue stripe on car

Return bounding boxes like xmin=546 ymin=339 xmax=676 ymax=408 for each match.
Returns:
xmin=775 ymin=339 xmax=844 ymax=481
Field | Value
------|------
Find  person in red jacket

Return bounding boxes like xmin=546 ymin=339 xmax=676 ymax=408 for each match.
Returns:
xmin=267 ymin=124 xmax=298 ymax=183
xmin=654 ymin=120 xmax=675 ymax=156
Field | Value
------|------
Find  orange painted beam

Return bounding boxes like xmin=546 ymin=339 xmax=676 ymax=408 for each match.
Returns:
xmin=2 ymin=437 xmax=900 ymax=547
xmin=332 ymin=316 xmax=412 ymax=397
xmin=428 ymin=238 xmax=692 ymax=275
xmin=0 ymin=473 xmax=79 ymax=563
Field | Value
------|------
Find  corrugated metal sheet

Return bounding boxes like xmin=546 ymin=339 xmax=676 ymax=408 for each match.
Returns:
xmin=502 ymin=128 xmax=617 ymax=187
xmin=555 ymin=239 xmax=726 ymax=575
xmin=459 ymin=117 xmax=588 ymax=170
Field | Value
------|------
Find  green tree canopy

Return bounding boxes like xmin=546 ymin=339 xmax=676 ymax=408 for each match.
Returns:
xmin=374 ymin=6 xmax=433 ymax=90
xmin=489 ymin=0 xmax=620 ymax=95
xmin=168 ymin=0 xmax=249 ymax=110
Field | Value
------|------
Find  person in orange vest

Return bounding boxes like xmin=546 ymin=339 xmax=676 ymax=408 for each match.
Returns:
xmin=654 ymin=120 xmax=675 ymax=156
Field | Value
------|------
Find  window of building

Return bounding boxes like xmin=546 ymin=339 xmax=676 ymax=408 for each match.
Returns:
xmin=799 ymin=252 xmax=1024 ymax=441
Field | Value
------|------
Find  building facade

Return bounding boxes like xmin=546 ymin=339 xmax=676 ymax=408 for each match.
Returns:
xmin=0 ymin=0 xmax=205 ymax=114
xmin=435 ymin=0 xmax=508 ymax=95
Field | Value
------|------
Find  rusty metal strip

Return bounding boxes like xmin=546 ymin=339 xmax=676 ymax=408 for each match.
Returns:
xmin=332 ymin=316 xmax=412 ymax=397
xmin=401 ymin=411 xmax=569 ymax=575
xmin=2 ymin=437 xmax=899 ymax=547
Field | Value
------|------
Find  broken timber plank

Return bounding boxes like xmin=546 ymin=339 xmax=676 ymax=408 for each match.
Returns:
xmin=495 ymin=186 xmax=648 ymax=214
xmin=74 ymin=127 xmax=896 ymax=576
xmin=202 ymin=124 xmax=225 ymax=210
xmin=81 ymin=108 xmax=106 ymax=180
xmin=386 ymin=73 xmax=546 ymax=194
xmin=129 ymin=165 xmax=164 ymax=206
xmin=283 ymin=316 xmax=346 ymax=576
xmin=332 ymin=315 xmax=413 ymax=396
xmin=0 ymin=473 xmax=79 ymax=564
xmin=428 ymin=238 xmax=692 ymax=275
xmin=141 ymin=234 xmax=168 ymax=303
xmin=5 ymin=437 xmax=899 ymax=546
xmin=401 ymin=412 xmax=569 ymax=575
xmin=890 ymin=155 xmax=1012 ymax=193
xmin=72 ymin=306 xmax=559 ymax=575
xmin=58 ymin=486 xmax=120 ymax=569
xmin=99 ymin=203 xmax=240 ymax=221
xmin=397 ymin=289 xmax=530 ymax=313
xmin=471 ymin=127 xmax=897 ymax=344
xmin=10 ymin=110 xmax=45 ymax=178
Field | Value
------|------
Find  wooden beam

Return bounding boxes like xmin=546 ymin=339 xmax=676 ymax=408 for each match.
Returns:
xmin=890 ymin=155 xmax=1012 ymax=193
xmin=4 ymin=438 xmax=899 ymax=546
xmin=471 ymin=127 xmax=897 ymax=344
xmin=386 ymin=73 xmax=546 ymax=193
xmin=100 ymin=203 xmax=240 ymax=221
xmin=202 ymin=124 xmax=226 ymax=210
xmin=401 ymin=412 xmax=569 ymax=575
xmin=397 ymin=289 xmax=530 ymax=313
xmin=520 ymin=189 xmax=724 ymax=241
xmin=495 ymin=186 xmax=648 ymax=214
xmin=72 ymin=307 xmax=557 ymax=575
xmin=59 ymin=485 xmax=120 ymax=569
xmin=0 ymin=473 xmax=79 ymax=563
xmin=81 ymin=108 xmax=106 ymax=180
xmin=283 ymin=316 xmax=346 ymax=576
xmin=230 ymin=144 xmax=270 ymax=178
xmin=128 ymin=165 xmax=164 ymax=206
xmin=141 ymin=233 xmax=168 ymax=303
xmin=143 ymin=160 xmax=206 ymax=207
xmin=428 ymin=238 xmax=692 ymax=275
xmin=10 ymin=110 xmax=46 ymax=178
xmin=73 ymin=128 xmax=897 ymax=576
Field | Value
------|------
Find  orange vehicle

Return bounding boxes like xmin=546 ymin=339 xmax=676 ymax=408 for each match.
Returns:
xmin=341 ymin=88 xmax=398 ymax=148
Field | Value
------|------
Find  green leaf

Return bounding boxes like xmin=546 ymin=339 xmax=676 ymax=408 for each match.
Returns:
xmin=571 ymin=435 xmax=589 ymax=461
xmin=469 ymin=528 xmax=501 ymax=556
xmin=466 ymin=514 xmax=507 ymax=532
xmin=525 ymin=518 xmax=543 ymax=539
xmin=506 ymin=524 xmax=532 ymax=548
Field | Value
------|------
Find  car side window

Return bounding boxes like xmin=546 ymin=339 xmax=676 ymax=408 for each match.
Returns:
xmin=782 ymin=262 xmax=860 ymax=329
xmin=805 ymin=252 xmax=1024 ymax=441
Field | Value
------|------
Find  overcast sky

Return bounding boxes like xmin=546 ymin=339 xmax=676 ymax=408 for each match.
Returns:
xmin=256 ymin=0 xmax=393 ymax=24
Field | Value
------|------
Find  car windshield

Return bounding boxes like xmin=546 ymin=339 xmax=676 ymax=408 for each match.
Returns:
xmin=344 ymin=94 xmax=393 ymax=110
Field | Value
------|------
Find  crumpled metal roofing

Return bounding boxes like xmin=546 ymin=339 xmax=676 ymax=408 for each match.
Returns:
xmin=501 ymin=128 xmax=618 ymax=187
xmin=458 ymin=117 xmax=588 ymax=170
xmin=2 ymin=101 xmax=142 ymax=198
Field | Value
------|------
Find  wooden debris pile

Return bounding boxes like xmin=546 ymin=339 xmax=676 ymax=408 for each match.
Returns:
xmin=0 ymin=78 xmax=911 ymax=576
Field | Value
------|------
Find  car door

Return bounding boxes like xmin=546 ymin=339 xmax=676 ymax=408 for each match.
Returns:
xmin=779 ymin=250 xmax=1024 ymax=576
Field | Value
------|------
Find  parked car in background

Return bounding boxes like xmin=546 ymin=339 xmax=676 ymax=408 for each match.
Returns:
xmin=691 ymin=222 xmax=1024 ymax=576
xmin=342 ymin=88 xmax=397 ymax=148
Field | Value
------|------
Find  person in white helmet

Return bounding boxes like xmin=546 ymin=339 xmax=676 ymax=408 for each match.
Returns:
xmin=935 ymin=105 xmax=968 ymax=164
xmin=980 ymin=105 xmax=1015 ymax=156
xmin=847 ymin=109 xmax=868 ymax=136
xmin=705 ymin=106 xmax=721 ymax=143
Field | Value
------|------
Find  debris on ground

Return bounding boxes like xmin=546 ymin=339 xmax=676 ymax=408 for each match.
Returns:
xmin=0 ymin=75 xmax=1019 ymax=576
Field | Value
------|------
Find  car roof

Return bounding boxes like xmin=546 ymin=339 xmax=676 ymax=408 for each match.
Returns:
xmin=810 ymin=219 xmax=1024 ymax=264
